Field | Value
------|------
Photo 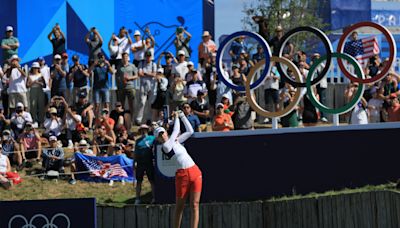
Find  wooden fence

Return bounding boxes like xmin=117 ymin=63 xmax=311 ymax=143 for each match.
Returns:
xmin=96 ymin=190 xmax=400 ymax=228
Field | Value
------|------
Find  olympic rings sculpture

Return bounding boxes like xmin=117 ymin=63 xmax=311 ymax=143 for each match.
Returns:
xmin=216 ymin=21 xmax=397 ymax=118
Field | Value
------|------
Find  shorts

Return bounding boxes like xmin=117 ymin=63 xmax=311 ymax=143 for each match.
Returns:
xmin=175 ymin=165 xmax=202 ymax=198
xmin=135 ymin=163 xmax=155 ymax=182
xmin=93 ymin=89 xmax=110 ymax=104
xmin=264 ymin=89 xmax=279 ymax=105
xmin=9 ymin=92 xmax=28 ymax=109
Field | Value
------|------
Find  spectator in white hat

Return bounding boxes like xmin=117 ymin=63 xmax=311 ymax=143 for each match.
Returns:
xmin=172 ymin=50 xmax=188 ymax=80
xmin=47 ymin=23 xmax=66 ymax=57
xmin=185 ymin=61 xmax=203 ymax=82
xmin=50 ymin=54 xmax=67 ymax=97
xmin=1 ymin=25 xmax=19 ymax=65
xmin=5 ymin=55 xmax=27 ymax=113
xmin=198 ymin=30 xmax=216 ymax=65
xmin=27 ymin=62 xmax=46 ymax=125
xmin=131 ymin=30 xmax=145 ymax=67
xmin=69 ymin=139 xmax=94 ymax=185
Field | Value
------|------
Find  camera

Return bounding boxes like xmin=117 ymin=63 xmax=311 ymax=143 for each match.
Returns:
xmin=176 ymin=27 xmax=183 ymax=34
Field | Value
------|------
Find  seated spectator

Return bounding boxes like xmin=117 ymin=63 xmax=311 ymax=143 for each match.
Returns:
xmin=181 ymin=102 xmax=201 ymax=132
xmin=43 ymin=107 xmax=64 ymax=139
xmin=185 ymin=61 xmax=202 ymax=82
xmin=1 ymin=129 xmax=23 ymax=170
xmin=18 ymin=122 xmax=42 ymax=164
xmin=76 ymin=90 xmax=94 ymax=130
xmin=110 ymin=102 xmax=130 ymax=132
xmin=93 ymin=125 xmax=115 ymax=157
xmin=212 ymin=103 xmax=234 ymax=132
xmin=42 ymin=136 xmax=64 ymax=173
xmin=190 ymin=90 xmax=210 ymax=125
xmin=69 ymin=139 xmax=94 ymax=185
xmin=0 ymin=152 xmax=12 ymax=189
xmin=65 ymin=106 xmax=82 ymax=148
xmin=232 ymin=95 xmax=253 ymax=130
xmin=47 ymin=96 xmax=66 ymax=118
xmin=384 ymin=94 xmax=400 ymax=122
xmin=0 ymin=105 xmax=10 ymax=134
xmin=10 ymin=102 xmax=33 ymax=138
xmin=221 ymin=94 xmax=234 ymax=117
xmin=96 ymin=108 xmax=115 ymax=132
xmin=134 ymin=124 xmax=155 ymax=204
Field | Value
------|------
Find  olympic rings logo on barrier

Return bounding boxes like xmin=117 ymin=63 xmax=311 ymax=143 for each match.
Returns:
xmin=216 ymin=21 xmax=397 ymax=118
xmin=8 ymin=213 xmax=71 ymax=228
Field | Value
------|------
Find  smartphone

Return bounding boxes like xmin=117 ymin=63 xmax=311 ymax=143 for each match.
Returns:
xmin=176 ymin=27 xmax=183 ymax=34
xmin=163 ymin=105 xmax=170 ymax=124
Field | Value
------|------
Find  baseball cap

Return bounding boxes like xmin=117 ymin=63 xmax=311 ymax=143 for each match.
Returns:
xmin=154 ymin=127 xmax=166 ymax=137
xmin=232 ymin=64 xmax=240 ymax=69
xmin=31 ymin=62 xmax=40 ymax=68
xmin=9 ymin=54 xmax=20 ymax=61
xmin=138 ymin=124 xmax=149 ymax=130
xmin=78 ymin=90 xmax=87 ymax=99
xmin=222 ymin=94 xmax=229 ymax=99
xmin=157 ymin=68 xmax=164 ymax=74
xmin=178 ymin=50 xmax=185 ymax=56
xmin=37 ymin=56 xmax=45 ymax=62
xmin=134 ymin=30 xmax=141 ymax=36
xmin=49 ymin=107 xmax=58 ymax=114
xmin=197 ymin=89 xmax=207 ymax=96
xmin=6 ymin=26 xmax=13 ymax=32
xmin=145 ymin=51 xmax=152 ymax=56
xmin=2 ymin=129 xmax=11 ymax=135
xmin=275 ymin=25 xmax=283 ymax=32
xmin=54 ymin=54 xmax=61 ymax=60
xmin=216 ymin=103 xmax=224 ymax=108
xmin=16 ymin=102 xmax=24 ymax=108
xmin=49 ymin=136 xmax=58 ymax=142
xmin=187 ymin=61 xmax=194 ymax=66
xmin=97 ymin=52 xmax=104 ymax=58
xmin=72 ymin=55 xmax=79 ymax=61
xmin=79 ymin=139 xmax=88 ymax=146
xmin=62 ymin=53 xmax=68 ymax=58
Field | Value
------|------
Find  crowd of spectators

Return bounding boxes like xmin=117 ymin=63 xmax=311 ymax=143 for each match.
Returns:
xmin=0 ymin=21 xmax=400 ymax=193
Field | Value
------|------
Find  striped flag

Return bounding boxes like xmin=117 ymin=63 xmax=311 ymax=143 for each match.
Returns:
xmin=343 ymin=36 xmax=380 ymax=66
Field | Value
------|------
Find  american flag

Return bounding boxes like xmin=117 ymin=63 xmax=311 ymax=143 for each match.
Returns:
xmin=87 ymin=161 xmax=128 ymax=178
xmin=343 ymin=36 xmax=380 ymax=66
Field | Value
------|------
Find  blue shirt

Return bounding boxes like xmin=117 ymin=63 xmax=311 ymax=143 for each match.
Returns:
xmin=135 ymin=135 xmax=155 ymax=163
xmin=186 ymin=114 xmax=200 ymax=132
xmin=50 ymin=65 xmax=67 ymax=91
xmin=93 ymin=65 xmax=110 ymax=90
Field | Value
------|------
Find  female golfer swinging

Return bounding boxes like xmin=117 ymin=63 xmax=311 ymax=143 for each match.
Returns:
xmin=154 ymin=111 xmax=202 ymax=228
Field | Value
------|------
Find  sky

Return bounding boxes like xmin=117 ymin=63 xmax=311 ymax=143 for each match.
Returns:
xmin=215 ymin=0 xmax=254 ymax=44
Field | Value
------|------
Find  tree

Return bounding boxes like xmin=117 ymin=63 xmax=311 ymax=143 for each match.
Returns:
xmin=242 ymin=0 xmax=329 ymax=52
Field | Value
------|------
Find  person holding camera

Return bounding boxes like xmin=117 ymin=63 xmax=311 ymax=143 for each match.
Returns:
xmin=131 ymin=30 xmax=145 ymax=67
xmin=143 ymin=27 xmax=155 ymax=61
xmin=90 ymin=52 xmax=115 ymax=115
xmin=10 ymin=102 xmax=33 ymax=139
xmin=1 ymin=129 xmax=23 ymax=171
xmin=18 ymin=121 xmax=42 ymax=165
xmin=137 ymin=51 xmax=157 ymax=124
xmin=174 ymin=27 xmax=192 ymax=60
xmin=5 ymin=55 xmax=27 ymax=114
xmin=50 ymin=54 xmax=67 ymax=98
xmin=108 ymin=34 xmax=120 ymax=67
xmin=116 ymin=26 xmax=133 ymax=59
xmin=47 ymin=23 xmax=66 ymax=57
xmin=27 ymin=62 xmax=46 ymax=126
xmin=69 ymin=55 xmax=90 ymax=104
xmin=85 ymin=27 xmax=104 ymax=66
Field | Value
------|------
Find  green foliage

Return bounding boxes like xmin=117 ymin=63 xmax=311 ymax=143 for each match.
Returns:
xmin=242 ymin=0 xmax=330 ymax=52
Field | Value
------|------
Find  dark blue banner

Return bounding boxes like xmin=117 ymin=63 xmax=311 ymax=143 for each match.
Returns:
xmin=0 ymin=198 xmax=96 ymax=228
xmin=75 ymin=153 xmax=134 ymax=183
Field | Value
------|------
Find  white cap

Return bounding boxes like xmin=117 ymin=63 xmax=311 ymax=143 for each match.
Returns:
xmin=6 ymin=26 xmax=13 ymax=32
xmin=31 ymin=62 xmax=40 ymax=68
xmin=16 ymin=102 xmax=24 ymax=108
xmin=49 ymin=136 xmax=57 ymax=142
xmin=154 ymin=127 xmax=166 ymax=137
xmin=216 ymin=103 xmax=224 ymax=108
xmin=134 ymin=30 xmax=141 ymax=36
xmin=178 ymin=50 xmax=185 ymax=56
xmin=9 ymin=54 xmax=20 ymax=61
xmin=202 ymin=31 xmax=210 ymax=37
xmin=79 ymin=139 xmax=88 ymax=146
xmin=157 ymin=68 xmax=164 ymax=74
xmin=222 ymin=94 xmax=229 ymax=99
xmin=187 ymin=61 xmax=194 ymax=66
xmin=54 ymin=54 xmax=61 ymax=60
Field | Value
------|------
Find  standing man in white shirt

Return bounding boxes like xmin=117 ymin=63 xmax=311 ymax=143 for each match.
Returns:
xmin=131 ymin=30 xmax=145 ymax=67
xmin=115 ymin=27 xmax=132 ymax=62
xmin=172 ymin=50 xmax=188 ymax=80
xmin=137 ymin=51 xmax=157 ymax=124
xmin=5 ymin=55 xmax=27 ymax=113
